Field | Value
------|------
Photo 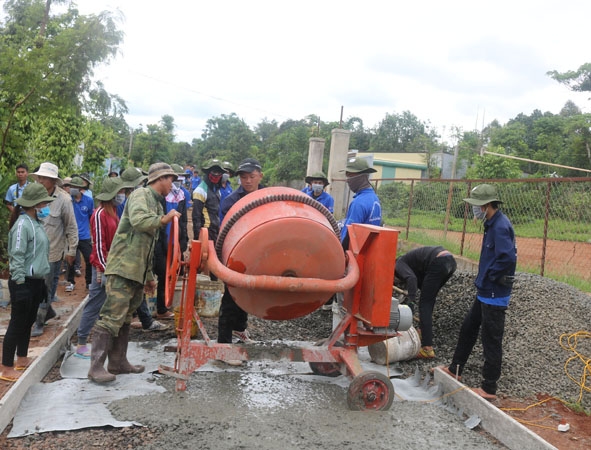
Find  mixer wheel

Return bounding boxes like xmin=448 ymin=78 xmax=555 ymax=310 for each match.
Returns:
xmin=347 ymin=371 xmax=394 ymax=411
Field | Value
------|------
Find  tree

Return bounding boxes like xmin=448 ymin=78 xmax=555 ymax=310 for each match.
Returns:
xmin=370 ymin=110 xmax=436 ymax=153
xmin=198 ymin=113 xmax=257 ymax=166
xmin=547 ymin=63 xmax=591 ymax=93
xmin=466 ymin=145 xmax=521 ymax=179
xmin=0 ymin=0 xmax=123 ymax=171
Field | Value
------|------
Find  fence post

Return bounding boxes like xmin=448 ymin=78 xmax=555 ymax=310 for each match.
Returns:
xmin=460 ymin=181 xmax=473 ymax=257
xmin=540 ymin=181 xmax=551 ymax=277
xmin=443 ymin=181 xmax=454 ymax=238
xmin=405 ymin=179 xmax=415 ymax=240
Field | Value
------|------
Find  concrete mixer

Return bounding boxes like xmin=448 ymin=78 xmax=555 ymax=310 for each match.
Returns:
xmin=159 ymin=187 xmax=412 ymax=411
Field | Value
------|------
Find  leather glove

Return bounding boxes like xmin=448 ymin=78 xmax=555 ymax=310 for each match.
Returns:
xmin=498 ymin=275 xmax=515 ymax=287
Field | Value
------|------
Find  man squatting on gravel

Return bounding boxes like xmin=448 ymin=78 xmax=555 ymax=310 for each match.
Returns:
xmin=440 ymin=184 xmax=517 ymax=400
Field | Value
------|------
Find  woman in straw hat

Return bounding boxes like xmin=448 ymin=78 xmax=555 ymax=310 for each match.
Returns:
xmin=74 ymin=177 xmax=125 ymax=359
xmin=1 ymin=184 xmax=54 ymax=382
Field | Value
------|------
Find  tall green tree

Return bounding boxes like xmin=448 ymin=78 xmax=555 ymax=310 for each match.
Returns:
xmin=369 ymin=110 xmax=436 ymax=153
xmin=0 ymin=0 xmax=123 ymax=171
xmin=547 ymin=63 xmax=591 ymax=93
xmin=198 ymin=113 xmax=258 ymax=166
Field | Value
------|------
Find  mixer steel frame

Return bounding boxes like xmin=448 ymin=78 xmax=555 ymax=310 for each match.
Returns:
xmin=159 ymin=217 xmax=401 ymax=411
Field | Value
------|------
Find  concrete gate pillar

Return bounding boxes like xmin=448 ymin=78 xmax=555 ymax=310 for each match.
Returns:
xmin=327 ymin=129 xmax=351 ymax=220
xmin=306 ymin=138 xmax=325 ymax=176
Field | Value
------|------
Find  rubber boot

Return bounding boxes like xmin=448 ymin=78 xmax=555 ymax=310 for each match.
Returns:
xmin=107 ymin=323 xmax=145 ymax=375
xmin=31 ymin=303 xmax=48 ymax=337
xmin=88 ymin=326 xmax=116 ymax=383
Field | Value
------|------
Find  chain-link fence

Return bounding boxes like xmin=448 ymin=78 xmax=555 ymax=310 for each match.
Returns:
xmin=374 ymin=177 xmax=591 ymax=291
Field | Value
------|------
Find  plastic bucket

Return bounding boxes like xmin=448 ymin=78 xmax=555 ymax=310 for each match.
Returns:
xmin=195 ymin=274 xmax=223 ymax=317
xmin=367 ymin=326 xmax=421 ymax=365
xmin=173 ymin=306 xmax=198 ymax=337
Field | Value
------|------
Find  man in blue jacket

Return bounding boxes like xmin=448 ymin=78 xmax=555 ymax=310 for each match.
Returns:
xmin=339 ymin=158 xmax=382 ymax=250
xmin=441 ymin=184 xmax=517 ymax=400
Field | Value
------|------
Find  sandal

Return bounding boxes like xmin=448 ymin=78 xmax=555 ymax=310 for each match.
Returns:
xmin=472 ymin=387 xmax=497 ymax=401
xmin=416 ymin=347 xmax=435 ymax=359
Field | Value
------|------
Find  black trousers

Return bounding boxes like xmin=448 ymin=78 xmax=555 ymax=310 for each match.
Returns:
xmin=3 ymin=278 xmax=46 ymax=366
xmin=217 ymin=286 xmax=247 ymax=343
xmin=448 ymin=298 xmax=506 ymax=395
xmin=68 ymin=239 xmax=92 ymax=287
xmin=418 ymin=255 xmax=456 ymax=346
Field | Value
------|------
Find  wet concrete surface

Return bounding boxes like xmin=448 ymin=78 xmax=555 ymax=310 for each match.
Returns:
xmin=108 ymin=363 xmax=505 ymax=450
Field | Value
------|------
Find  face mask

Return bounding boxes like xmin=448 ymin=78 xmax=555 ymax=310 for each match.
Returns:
xmin=346 ymin=173 xmax=370 ymax=193
xmin=222 ymin=173 xmax=230 ymax=183
xmin=173 ymin=181 xmax=182 ymax=189
xmin=311 ymin=183 xmax=324 ymax=195
xmin=473 ymin=205 xmax=486 ymax=220
xmin=113 ymin=193 xmax=126 ymax=206
xmin=70 ymin=188 xmax=80 ymax=197
xmin=208 ymin=173 xmax=222 ymax=184
xmin=36 ymin=205 xmax=50 ymax=219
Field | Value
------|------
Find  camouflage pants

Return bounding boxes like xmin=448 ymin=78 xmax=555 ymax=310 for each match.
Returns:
xmin=95 ymin=275 xmax=145 ymax=337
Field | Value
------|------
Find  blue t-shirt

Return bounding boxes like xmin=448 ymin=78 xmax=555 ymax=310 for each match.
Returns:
xmin=340 ymin=188 xmax=382 ymax=242
xmin=72 ymin=194 xmax=95 ymax=240
xmin=306 ymin=190 xmax=334 ymax=213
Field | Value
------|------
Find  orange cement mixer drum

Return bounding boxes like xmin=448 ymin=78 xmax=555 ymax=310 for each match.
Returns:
xmin=216 ymin=187 xmax=345 ymax=320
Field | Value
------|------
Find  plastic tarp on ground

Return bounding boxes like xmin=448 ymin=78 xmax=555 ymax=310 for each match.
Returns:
xmin=8 ymin=341 xmax=175 ymax=437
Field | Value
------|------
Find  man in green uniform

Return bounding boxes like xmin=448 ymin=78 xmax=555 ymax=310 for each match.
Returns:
xmin=88 ymin=163 xmax=181 ymax=383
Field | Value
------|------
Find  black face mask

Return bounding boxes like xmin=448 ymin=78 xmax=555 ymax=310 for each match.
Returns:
xmin=346 ymin=173 xmax=371 ymax=193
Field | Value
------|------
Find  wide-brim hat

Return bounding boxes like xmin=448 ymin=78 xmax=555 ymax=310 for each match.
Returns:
xmin=96 ymin=177 xmax=124 ymax=201
xmin=32 ymin=162 xmax=63 ymax=184
xmin=16 ymin=183 xmax=55 ymax=207
xmin=305 ymin=171 xmax=329 ymax=186
xmin=339 ymin=157 xmax=377 ymax=174
xmin=120 ymin=167 xmax=148 ymax=189
xmin=463 ymin=184 xmax=503 ymax=206
xmin=170 ymin=163 xmax=186 ymax=175
xmin=63 ymin=177 xmax=72 ymax=186
xmin=147 ymin=162 xmax=178 ymax=185
xmin=69 ymin=176 xmax=86 ymax=189
xmin=201 ymin=159 xmax=225 ymax=173
xmin=236 ymin=158 xmax=262 ymax=174
xmin=222 ymin=161 xmax=235 ymax=176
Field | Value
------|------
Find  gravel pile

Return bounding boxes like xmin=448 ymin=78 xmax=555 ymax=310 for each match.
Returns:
xmin=246 ymin=271 xmax=591 ymax=408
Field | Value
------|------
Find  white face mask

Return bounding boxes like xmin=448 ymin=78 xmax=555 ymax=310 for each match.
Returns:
xmin=113 ymin=193 xmax=126 ymax=206
xmin=222 ymin=173 xmax=230 ymax=183
xmin=311 ymin=183 xmax=324 ymax=194
xmin=173 ymin=181 xmax=182 ymax=189
xmin=473 ymin=205 xmax=488 ymax=220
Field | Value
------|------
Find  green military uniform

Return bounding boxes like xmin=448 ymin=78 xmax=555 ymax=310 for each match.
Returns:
xmin=96 ymin=185 xmax=164 ymax=336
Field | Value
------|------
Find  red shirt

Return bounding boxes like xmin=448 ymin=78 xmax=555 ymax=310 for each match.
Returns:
xmin=89 ymin=207 xmax=119 ymax=271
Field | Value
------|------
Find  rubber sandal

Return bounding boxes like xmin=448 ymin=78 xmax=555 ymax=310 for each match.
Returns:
xmin=472 ymin=387 xmax=497 ymax=401
xmin=0 ymin=374 xmax=18 ymax=382
xmin=432 ymin=365 xmax=462 ymax=382
xmin=416 ymin=347 xmax=435 ymax=359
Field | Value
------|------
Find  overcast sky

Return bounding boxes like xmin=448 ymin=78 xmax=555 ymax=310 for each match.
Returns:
xmin=76 ymin=0 xmax=591 ymax=144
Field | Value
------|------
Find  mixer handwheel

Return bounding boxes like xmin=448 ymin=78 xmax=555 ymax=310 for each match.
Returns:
xmin=347 ymin=371 xmax=394 ymax=411
xmin=165 ymin=216 xmax=181 ymax=308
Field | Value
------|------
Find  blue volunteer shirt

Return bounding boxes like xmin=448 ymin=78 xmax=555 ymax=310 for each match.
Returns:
xmin=340 ymin=188 xmax=382 ymax=242
xmin=72 ymin=194 xmax=95 ymax=240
